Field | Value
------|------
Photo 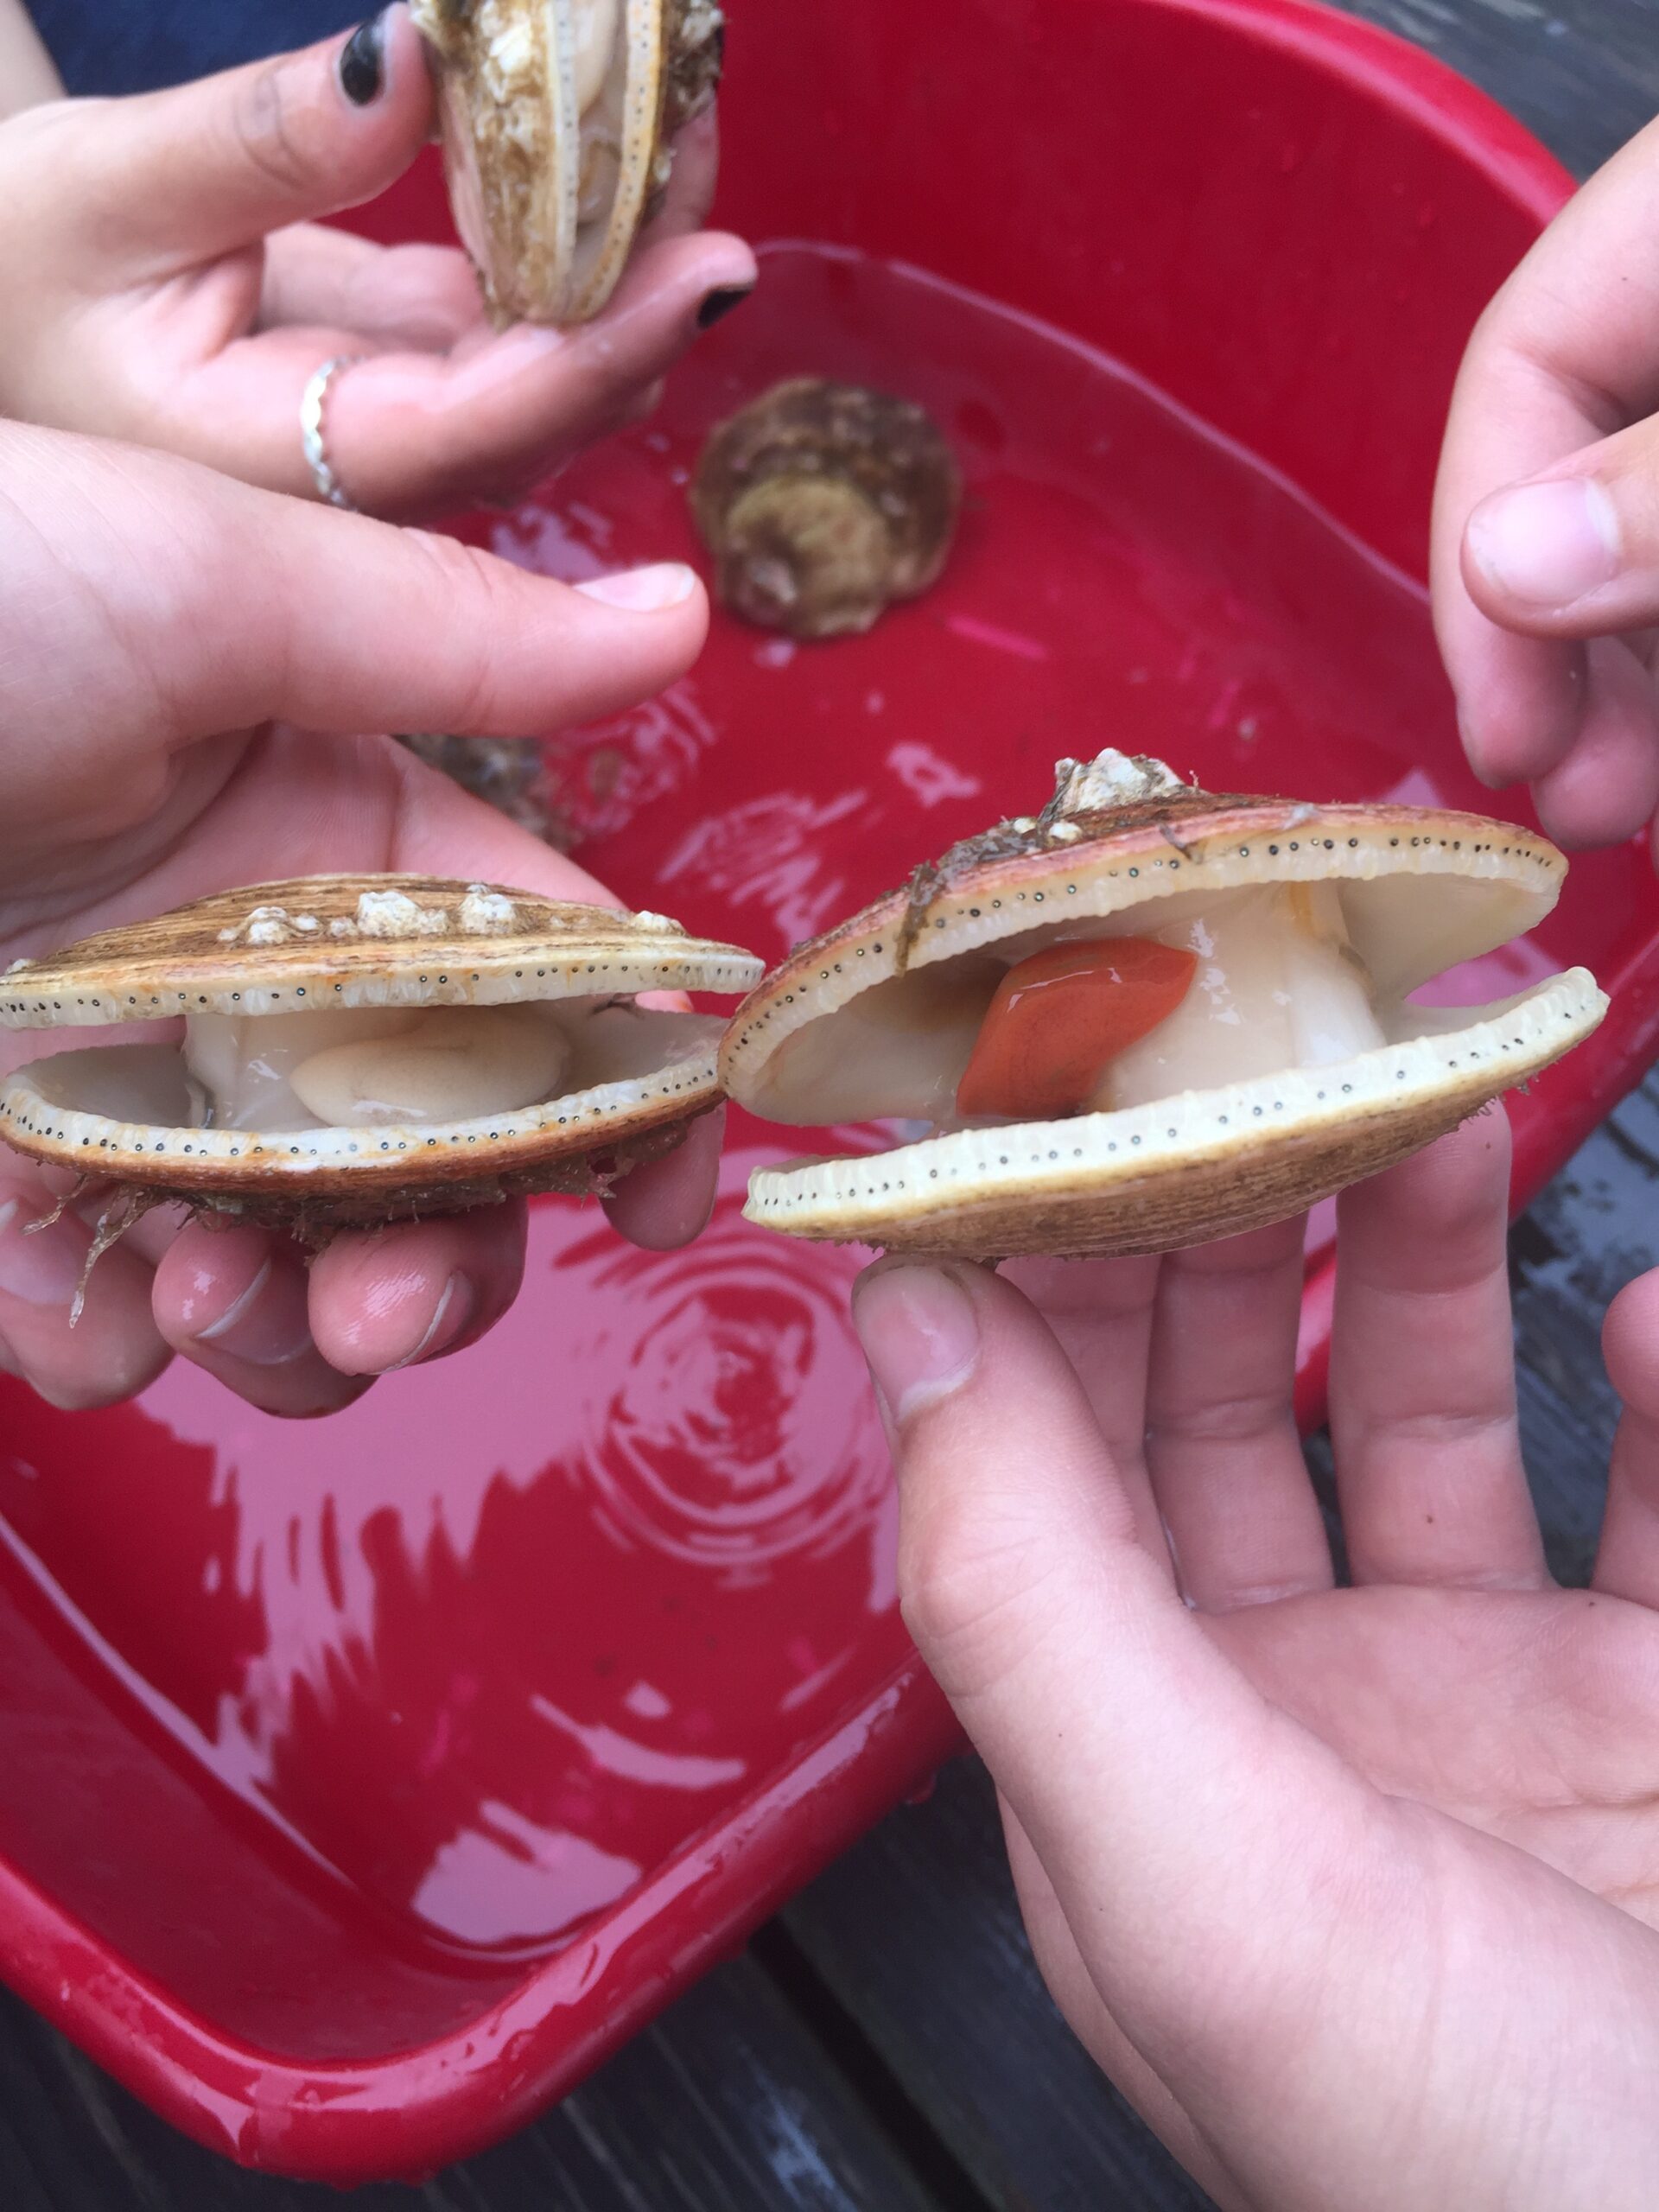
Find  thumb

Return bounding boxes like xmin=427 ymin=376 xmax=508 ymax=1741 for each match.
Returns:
xmin=75 ymin=7 xmax=433 ymax=276
xmin=850 ymin=1259 xmax=1379 ymax=2025
xmin=0 ymin=426 xmax=708 ymax=825
xmin=1463 ymin=414 xmax=1659 ymax=639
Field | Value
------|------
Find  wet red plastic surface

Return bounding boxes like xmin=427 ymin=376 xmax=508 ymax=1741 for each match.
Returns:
xmin=3 ymin=0 xmax=1656 ymax=2183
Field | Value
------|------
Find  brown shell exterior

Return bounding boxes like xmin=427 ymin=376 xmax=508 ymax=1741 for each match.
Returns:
xmin=691 ymin=380 xmax=963 ymax=638
xmin=663 ymin=0 xmax=724 ymax=134
xmin=1 ymin=874 xmax=754 ymax=1025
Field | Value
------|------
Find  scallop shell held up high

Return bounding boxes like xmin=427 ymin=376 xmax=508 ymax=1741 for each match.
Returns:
xmin=411 ymin=0 xmax=724 ymax=328
xmin=0 ymin=874 xmax=761 ymax=1237
xmin=720 ymin=753 xmax=1607 ymax=1260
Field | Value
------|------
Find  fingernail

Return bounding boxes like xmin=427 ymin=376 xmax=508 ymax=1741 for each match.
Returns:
xmin=575 ymin=562 xmax=698 ymax=612
xmin=696 ymin=283 xmax=754 ymax=331
xmin=1467 ymin=479 xmax=1620 ymax=608
xmin=340 ymin=10 xmax=390 ymax=105
xmin=195 ymin=1256 xmax=315 ymax=1367
xmin=851 ymin=1262 xmax=981 ymax=1425
xmin=387 ymin=1272 xmax=474 ymax=1370
xmin=0 ymin=1196 xmax=86 ymax=1307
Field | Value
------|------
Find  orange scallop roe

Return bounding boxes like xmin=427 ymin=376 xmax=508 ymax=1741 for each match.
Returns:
xmin=955 ymin=938 xmax=1198 ymax=1121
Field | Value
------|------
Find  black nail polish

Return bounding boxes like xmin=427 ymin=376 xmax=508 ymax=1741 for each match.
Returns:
xmin=340 ymin=10 xmax=390 ymax=105
xmin=697 ymin=284 xmax=754 ymax=331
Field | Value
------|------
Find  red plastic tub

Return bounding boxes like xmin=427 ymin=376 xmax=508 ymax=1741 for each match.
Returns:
xmin=3 ymin=0 xmax=1655 ymax=2183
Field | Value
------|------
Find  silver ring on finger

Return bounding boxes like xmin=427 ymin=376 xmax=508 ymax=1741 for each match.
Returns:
xmin=300 ymin=354 xmax=366 ymax=512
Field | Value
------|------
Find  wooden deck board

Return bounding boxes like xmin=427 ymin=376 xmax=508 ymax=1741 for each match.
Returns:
xmin=1340 ymin=0 xmax=1659 ymax=178
xmin=0 ymin=1955 xmax=951 ymax=2212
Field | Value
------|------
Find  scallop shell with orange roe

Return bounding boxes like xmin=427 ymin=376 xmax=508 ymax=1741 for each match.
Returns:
xmin=0 ymin=875 xmax=761 ymax=1238
xmin=719 ymin=753 xmax=1607 ymax=1260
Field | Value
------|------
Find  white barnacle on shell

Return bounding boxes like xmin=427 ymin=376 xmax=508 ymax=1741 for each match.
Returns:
xmin=353 ymin=890 xmax=451 ymax=938
xmin=632 ymin=911 xmax=687 ymax=935
xmin=1054 ymin=751 xmax=1187 ymax=815
xmin=217 ymin=904 xmax=301 ymax=946
xmin=459 ymin=887 xmax=518 ymax=934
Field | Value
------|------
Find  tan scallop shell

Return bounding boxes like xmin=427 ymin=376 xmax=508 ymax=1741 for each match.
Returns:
xmin=411 ymin=0 xmax=724 ymax=328
xmin=0 ymin=874 xmax=761 ymax=1235
xmin=691 ymin=380 xmax=963 ymax=639
xmin=719 ymin=755 xmax=1607 ymax=1260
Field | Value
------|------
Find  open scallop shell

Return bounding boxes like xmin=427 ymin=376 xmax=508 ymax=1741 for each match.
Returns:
xmin=0 ymin=875 xmax=761 ymax=1236
xmin=410 ymin=0 xmax=724 ymax=328
xmin=719 ymin=754 xmax=1608 ymax=1259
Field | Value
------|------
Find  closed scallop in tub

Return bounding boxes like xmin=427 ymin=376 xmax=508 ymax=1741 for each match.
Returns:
xmin=718 ymin=753 xmax=1608 ymax=1260
xmin=410 ymin=0 xmax=726 ymax=328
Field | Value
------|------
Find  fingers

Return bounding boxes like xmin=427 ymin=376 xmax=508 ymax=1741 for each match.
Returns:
xmin=0 ymin=428 xmax=708 ymax=840
xmin=998 ymin=1254 xmax=1170 ymax=1573
xmin=603 ymin=1105 xmax=725 ymax=1251
xmin=151 ymin=1222 xmax=368 ymax=1418
xmin=1593 ymin=1268 xmax=1659 ymax=1606
xmin=1328 ymin=1114 xmax=1545 ymax=1591
xmin=72 ymin=8 xmax=434 ymax=278
xmin=1432 ymin=115 xmax=1659 ymax=799
xmin=0 ymin=1171 xmax=170 ymax=1410
xmin=1145 ymin=1216 xmax=1333 ymax=1611
xmin=1463 ymin=414 xmax=1659 ymax=670
xmin=308 ymin=1204 xmax=528 ymax=1375
xmin=319 ymin=227 xmax=757 ymax=516
xmin=258 ymin=228 xmax=486 ymax=353
xmin=640 ymin=106 xmax=721 ymax=245
xmin=151 ymin=1205 xmax=528 ymax=1411
xmin=1529 ymin=637 xmax=1659 ymax=849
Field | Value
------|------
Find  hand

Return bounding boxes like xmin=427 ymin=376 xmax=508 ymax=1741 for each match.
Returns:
xmin=0 ymin=5 xmax=756 ymax=518
xmin=854 ymin=1116 xmax=1659 ymax=2211
xmin=0 ymin=422 xmax=720 ymax=1419
xmin=1434 ymin=116 xmax=1659 ymax=854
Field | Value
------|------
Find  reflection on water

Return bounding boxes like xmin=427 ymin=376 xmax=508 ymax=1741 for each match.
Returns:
xmin=0 ymin=1147 xmax=902 ymax=1955
xmin=570 ymin=1205 xmax=893 ymax=1573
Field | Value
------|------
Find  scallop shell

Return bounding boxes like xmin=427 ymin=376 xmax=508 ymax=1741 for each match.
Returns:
xmin=0 ymin=874 xmax=761 ymax=1235
xmin=410 ymin=0 xmax=724 ymax=328
xmin=719 ymin=754 xmax=1608 ymax=1259
xmin=691 ymin=379 xmax=963 ymax=639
